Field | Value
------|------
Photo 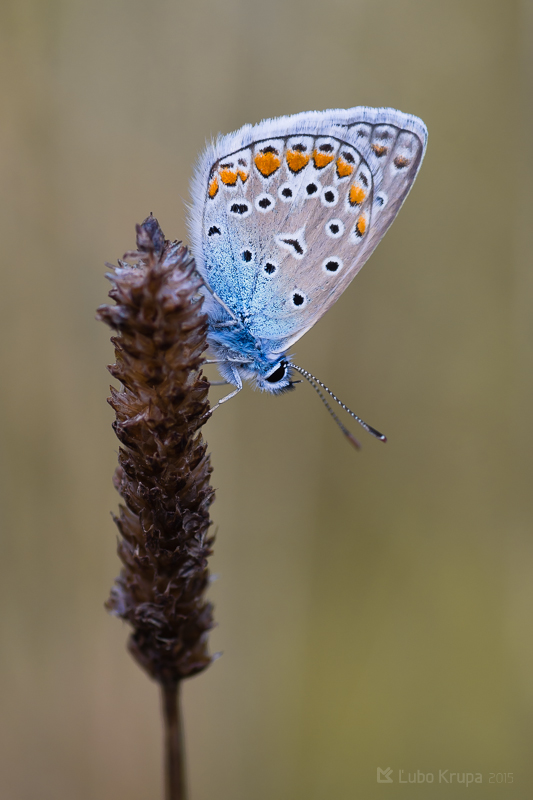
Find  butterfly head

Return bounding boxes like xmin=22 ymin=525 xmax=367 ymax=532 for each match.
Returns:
xmin=256 ymin=359 xmax=295 ymax=394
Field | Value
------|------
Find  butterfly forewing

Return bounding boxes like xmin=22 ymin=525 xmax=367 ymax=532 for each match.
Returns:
xmin=193 ymin=108 xmax=427 ymax=351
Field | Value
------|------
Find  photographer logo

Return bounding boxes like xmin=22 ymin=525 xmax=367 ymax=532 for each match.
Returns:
xmin=377 ymin=767 xmax=394 ymax=783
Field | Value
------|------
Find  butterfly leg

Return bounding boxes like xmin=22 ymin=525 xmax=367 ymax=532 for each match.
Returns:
xmin=210 ymin=366 xmax=242 ymax=410
xmin=211 ymin=320 xmax=241 ymax=328
xmin=204 ymin=358 xmax=252 ymax=364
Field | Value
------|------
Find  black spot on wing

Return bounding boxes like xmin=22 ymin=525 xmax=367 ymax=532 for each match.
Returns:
xmin=280 ymin=238 xmax=303 ymax=255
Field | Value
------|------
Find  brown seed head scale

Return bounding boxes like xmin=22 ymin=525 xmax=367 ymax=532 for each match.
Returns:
xmin=97 ymin=215 xmax=215 ymax=686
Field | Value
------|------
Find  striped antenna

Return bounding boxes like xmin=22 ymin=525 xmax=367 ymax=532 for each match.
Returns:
xmin=291 ymin=364 xmax=387 ymax=448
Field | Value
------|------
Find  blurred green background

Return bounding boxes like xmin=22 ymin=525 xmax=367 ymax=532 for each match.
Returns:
xmin=1 ymin=1 xmax=533 ymax=798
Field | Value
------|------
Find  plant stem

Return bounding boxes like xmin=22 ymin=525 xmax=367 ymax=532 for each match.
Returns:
xmin=162 ymin=681 xmax=185 ymax=800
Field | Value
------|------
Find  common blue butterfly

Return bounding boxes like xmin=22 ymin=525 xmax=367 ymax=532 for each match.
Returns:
xmin=188 ymin=107 xmax=427 ymax=446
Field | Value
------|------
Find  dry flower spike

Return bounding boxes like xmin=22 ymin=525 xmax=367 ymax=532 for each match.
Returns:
xmin=97 ymin=215 xmax=215 ymax=799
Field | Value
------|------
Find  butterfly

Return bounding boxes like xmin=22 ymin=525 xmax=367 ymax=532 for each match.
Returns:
xmin=188 ymin=107 xmax=427 ymax=447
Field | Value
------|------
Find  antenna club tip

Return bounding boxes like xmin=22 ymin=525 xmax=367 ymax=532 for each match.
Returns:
xmin=345 ymin=432 xmax=362 ymax=450
xmin=367 ymin=425 xmax=387 ymax=442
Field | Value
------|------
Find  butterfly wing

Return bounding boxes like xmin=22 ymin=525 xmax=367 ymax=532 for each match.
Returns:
xmin=188 ymin=107 xmax=427 ymax=350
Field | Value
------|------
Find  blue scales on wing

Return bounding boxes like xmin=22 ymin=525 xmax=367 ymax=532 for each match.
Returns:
xmin=189 ymin=107 xmax=427 ymax=356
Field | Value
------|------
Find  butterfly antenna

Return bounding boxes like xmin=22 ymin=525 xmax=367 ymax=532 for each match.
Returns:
xmin=291 ymin=364 xmax=387 ymax=448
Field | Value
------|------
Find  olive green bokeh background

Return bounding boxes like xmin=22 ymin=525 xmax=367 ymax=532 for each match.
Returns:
xmin=1 ymin=1 xmax=533 ymax=797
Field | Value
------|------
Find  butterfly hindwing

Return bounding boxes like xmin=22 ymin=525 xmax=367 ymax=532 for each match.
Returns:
xmin=189 ymin=107 xmax=427 ymax=349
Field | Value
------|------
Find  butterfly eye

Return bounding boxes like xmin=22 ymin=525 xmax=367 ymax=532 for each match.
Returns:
xmin=207 ymin=225 xmax=221 ymax=237
xmin=242 ymin=250 xmax=253 ymax=262
xmin=263 ymin=261 xmax=278 ymax=276
xmin=265 ymin=362 xmax=287 ymax=384
xmin=305 ymin=182 xmax=319 ymax=196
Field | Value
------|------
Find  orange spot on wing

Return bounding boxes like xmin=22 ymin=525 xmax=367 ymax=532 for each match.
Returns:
xmin=394 ymin=155 xmax=410 ymax=169
xmin=254 ymin=151 xmax=281 ymax=176
xmin=336 ymin=156 xmax=354 ymax=178
xmin=208 ymin=176 xmax=219 ymax=198
xmin=286 ymin=150 xmax=310 ymax=173
xmin=238 ymin=170 xmax=248 ymax=182
xmin=220 ymin=169 xmax=238 ymax=185
xmin=371 ymin=144 xmax=388 ymax=157
xmin=349 ymin=184 xmax=366 ymax=206
xmin=313 ymin=150 xmax=335 ymax=169
xmin=355 ymin=215 xmax=366 ymax=238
